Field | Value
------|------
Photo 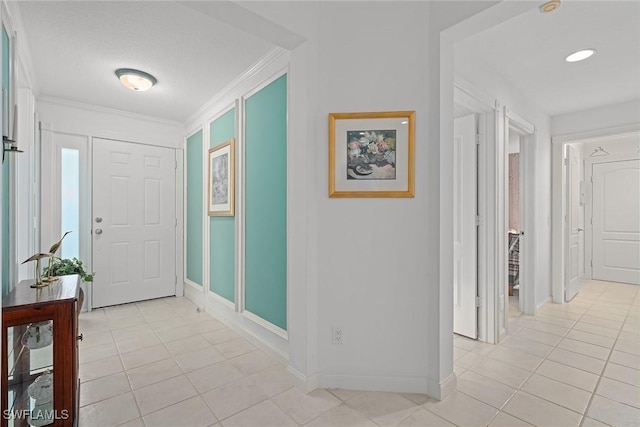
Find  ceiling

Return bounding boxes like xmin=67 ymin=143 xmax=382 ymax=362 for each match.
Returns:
xmin=17 ymin=1 xmax=275 ymax=122
xmin=455 ymin=1 xmax=640 ymax=117
xmin=16 ymin=2 xmax=640 ymax=123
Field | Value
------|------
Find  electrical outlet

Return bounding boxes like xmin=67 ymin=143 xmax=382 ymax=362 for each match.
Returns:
xmin=333 ymin=327 xmax=343 ymax=344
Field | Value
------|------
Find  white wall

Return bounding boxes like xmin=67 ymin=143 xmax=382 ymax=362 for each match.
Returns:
xmin=552 ymin=100 xmax=640 ymax=136
xmin=313 ymin=2 xmax=432 ymax=392
xmin=230 ymin=0 xmax=503 ymax=398
xmin=38 ymin=98 xmax=183 ymax=149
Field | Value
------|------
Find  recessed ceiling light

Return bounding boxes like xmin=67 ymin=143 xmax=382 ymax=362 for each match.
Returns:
xmin=115 ymin=68 xmax=157 ymax=91
xmin=565 ymin=49 xmax=596 ymax=63
xmin=540 ymin=0 xmax=561 ymax=13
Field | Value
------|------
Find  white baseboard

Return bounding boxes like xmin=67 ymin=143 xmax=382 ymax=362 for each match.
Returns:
xmin=318 ymin=373 xmax=430 ymax=395
xmin=536 ymin=296 xmax=552 ymax=312
xmin=183 ymin=281 xmax=205 ymax=309
xmin=288 ymin=366 xmax=318 ymax=393
xmin=427 ymin=372 xmax=457 ymax=400
xmin=201 ymin=291 xmax=289 ymax=365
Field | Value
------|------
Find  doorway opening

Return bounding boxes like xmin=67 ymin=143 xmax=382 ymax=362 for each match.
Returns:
xmin=554 ymin=129 xmax=640 ymax=302
xmin=507 ymin=132 xmax=521 ymax=321
xmin=504 ymin=109 xmax=535 ymax=336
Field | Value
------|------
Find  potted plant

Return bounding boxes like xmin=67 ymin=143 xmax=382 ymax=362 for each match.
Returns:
xmin=43 ymin=258 xmax=93 ymax=311
xmin=43 ymin=257 xmax=93 ymax=282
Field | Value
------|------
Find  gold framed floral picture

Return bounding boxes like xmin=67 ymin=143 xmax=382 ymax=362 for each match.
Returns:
xmin=208 ymin=138 xmax=235 ymax=216
xmin=329 ymin=111 xmax=415 ymax=198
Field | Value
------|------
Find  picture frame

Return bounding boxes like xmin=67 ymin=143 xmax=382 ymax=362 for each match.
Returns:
xmin=329 ymin=111 xmax=415 ymax=198
xmin=208 ymin=138 xmax=235 ymax=216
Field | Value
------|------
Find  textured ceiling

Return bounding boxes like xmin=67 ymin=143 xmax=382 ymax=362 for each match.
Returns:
xmin=18 ymin=1 xmax=275 ymax=122
xmin=18 ymin=2 xmax=640 ymax=122
xmin=456 ymin=1 xmax=640 ymax=117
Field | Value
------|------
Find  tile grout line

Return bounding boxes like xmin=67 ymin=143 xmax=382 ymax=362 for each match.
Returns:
xmin=577 ymin=285 xmax=637 ymax=427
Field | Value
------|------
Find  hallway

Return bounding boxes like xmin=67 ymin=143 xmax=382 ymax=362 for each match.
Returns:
xmin=454 ymin=280 xmax=639 ymax=426
xmin=77 ymin=280 xmax=639 ymax=426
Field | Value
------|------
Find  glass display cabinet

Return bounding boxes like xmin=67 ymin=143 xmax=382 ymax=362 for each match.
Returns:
xmin=2 ymin=275 xmax=81 ymax=427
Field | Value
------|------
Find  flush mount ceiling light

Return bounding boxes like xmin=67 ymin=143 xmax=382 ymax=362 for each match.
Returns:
xmin=115 ymin=68 xmax=157 ymax=91
xmin=565 ymin=49 xmax=597 ymax=63
xmin=540 ymin=0 xmax=561 ymax=13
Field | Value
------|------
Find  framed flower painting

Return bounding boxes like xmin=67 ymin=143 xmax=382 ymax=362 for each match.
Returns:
xmin=208 ymin=138 xmax=235 ymax=216
xmin=329 ymin=111 xmax=415 ymax=197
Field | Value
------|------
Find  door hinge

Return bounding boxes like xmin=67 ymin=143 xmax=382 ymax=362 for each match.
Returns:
xmin=475 ymin=215 xmax=480 ymax=227
xmin=175 ymin=160 xmax=178 ymax=170
xmin=590 ymin=260 xmax=593 ymax=267
xmin=475 ymin=296 xmax=481 ymax=307
xmin=175 ymin=275 xmax=178 ymax=285
xmin=175 ymin=218 xmax=178 ymax=227
xmin=475 ymin=134 xmax=480 ymax=145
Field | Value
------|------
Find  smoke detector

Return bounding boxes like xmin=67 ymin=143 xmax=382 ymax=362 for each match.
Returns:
xmin=540 ymin=0 xmax=561 ymax=13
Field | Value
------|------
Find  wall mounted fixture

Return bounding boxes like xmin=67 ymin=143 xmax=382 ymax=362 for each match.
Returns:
xmin=589 ymin=146 xmax=609 ymax=157
xmin=565 ymin=49 xmax=596 ymax=63
xmin=115 ymin=68 xmax=157 ymax=91
xmin=2 ymin=138 xmax=22 ymax=164
xmin=2 ymin=104 xmax=21 ymax=164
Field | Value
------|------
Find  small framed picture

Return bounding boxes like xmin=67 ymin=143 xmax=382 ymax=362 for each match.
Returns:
xmin=329 ymin=111 xmax=415 ymax=198
xmin=208 ymin=138 xmax=235 ymax=216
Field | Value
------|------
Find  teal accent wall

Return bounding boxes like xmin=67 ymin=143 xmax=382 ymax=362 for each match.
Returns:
xmin=186 ymin=130 xmax=204 ymax=286
xmin=244 ymin=75 xmax=287 ymax=330
xmin=210 ymin=108 xmax=236 ymax=302
xmin=2 ymin=26 xmax=10 ymax=296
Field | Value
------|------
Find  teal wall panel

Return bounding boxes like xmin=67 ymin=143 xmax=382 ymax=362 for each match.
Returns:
xmin=244 ymin=75 xmax=287 ymax=330
xmin=186 ymin=130 xmax=204 ymax=286
xmin=210 ymin=108 xmax=236 ymax=302
xmin=2 ymin=26 xmax=10 ymax=296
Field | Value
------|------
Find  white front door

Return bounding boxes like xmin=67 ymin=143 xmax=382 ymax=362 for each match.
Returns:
xmin=92 ymin=138 xmax=177 ymax=307
xmin=592 ymin=159 xmax=640 ymax=285
xmin=453 ymin=114 xmax=478 ymax=338
xmin=566 ymin=145 xmax=583 ymax=300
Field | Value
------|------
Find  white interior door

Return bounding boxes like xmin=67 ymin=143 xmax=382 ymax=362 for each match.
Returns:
xmin=453 ymin=114 xmax=478 ymax=338
xmin=566 ymin=145 xmax=583 ymax=300
xmin=92 ymin=138 xmax=177 ymax=307
xmin=592 ymin=159 xmax=640 ymax=285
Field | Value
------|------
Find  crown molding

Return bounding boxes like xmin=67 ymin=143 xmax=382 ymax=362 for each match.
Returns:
xmin=183 ymin=46 xmax=289 ymax=127
xmin=38 ymin=96 xmax=183 ymax=128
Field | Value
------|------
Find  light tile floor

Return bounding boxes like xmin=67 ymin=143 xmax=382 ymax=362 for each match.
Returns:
xmin=78 ymin=280 xmax=640 ymax=426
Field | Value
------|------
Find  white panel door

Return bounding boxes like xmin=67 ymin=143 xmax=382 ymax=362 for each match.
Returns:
xmin=453 ymin=114 xmax=478 ymax=338
xmin=566 ymin=145 xmax=583 ymax=300
xmin=93 ymin=138 xmax=176 ymax=307
xmin=592 ymin=159 xmax=640 ymax=285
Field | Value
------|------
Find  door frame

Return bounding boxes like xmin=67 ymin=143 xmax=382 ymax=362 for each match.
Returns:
xmin=551 ymin=124 xmax=640 ymax=303
xmin=41 ymin=127 xmax=183 ymax=310
xmin=40 ymin=127 xmax=93 ymax=308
